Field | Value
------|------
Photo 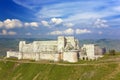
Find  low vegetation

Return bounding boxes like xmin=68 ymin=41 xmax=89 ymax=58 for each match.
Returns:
xmin=0 ymin=39 xmax=120 ymax=80
xmin=0 ymin=52 xmax=120 ymax=80
xmin=0 ymin=61 xmax=119 ymax=80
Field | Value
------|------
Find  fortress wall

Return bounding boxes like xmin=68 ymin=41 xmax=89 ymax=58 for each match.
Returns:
xmin=22 ymin=53 xmax=36 ymax=60
xmin=19 ymin=41 xmax=57 ymax=53
xmin=94 ymin=46 xmax=103 ymax=55
xmin=33 ymin=45 xmax=57 ymax=52
xmin=63 ymin=51 xmax=78 ymax=62
xmin=22 ymin=44 xmax=33 ymax=53
xmin=39 ymin=52 xmax=60 ymax=61
xmin=82 ymin=44 xmax=95 ymax=59
xmin=33 ymin=41 xmax=57 ymax=45
xmin=19 ymin=41 xmax=34 ymax=53
xmin=7 ymin=51 xmax=19 ymax=58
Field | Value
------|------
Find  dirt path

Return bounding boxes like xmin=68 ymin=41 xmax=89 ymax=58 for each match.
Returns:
xmin=102 ymin=63 xmax=120 ymax=80
xmin=0 ymin=59 xmax=120 ymax=66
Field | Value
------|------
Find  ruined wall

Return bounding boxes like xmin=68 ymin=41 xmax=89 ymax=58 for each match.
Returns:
xmin=81 ymin=44 xmax=95 ymax=60
xmin=19 ymin=41 xmax=33 ymax=53
xmin=22 ymin=53 xmax=36 ymax=60
xmin=66 ymin=37 xmax=76 ymax=49
xmin=63 ymin=51 xmax=78 ymax=62
xmin=81 ymin=44 xmax=103 ymax=60
xmin=57 ymin=36 xmax=65 ymax=52
xmin=7 ymin=36 xmax=81 ymax=62
xmin=94 ymin=46 xmax=103 ymax=55
xmin=18 ymin=41 xmax=58 ymax=61
xmin=39 ymin=51 xmax=60 ymax=61
xmin=6 ymin=51 xmax=19 ymax=58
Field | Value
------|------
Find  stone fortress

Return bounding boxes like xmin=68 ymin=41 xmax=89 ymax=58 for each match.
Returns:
xmin=6 ymin=36 xmax=104 ymax=62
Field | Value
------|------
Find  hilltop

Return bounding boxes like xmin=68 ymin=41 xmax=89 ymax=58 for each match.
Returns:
xmin=0 ymin=53 xmax=120 ymax=80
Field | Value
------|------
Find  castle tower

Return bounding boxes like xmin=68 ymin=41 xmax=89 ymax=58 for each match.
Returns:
xmin=57 ymin=36 xmax=65 ymax=52
xmin=19 ymin=41 xmax=26 ymax=52
xmin=18 ymin=41 xmax=25 ymax=59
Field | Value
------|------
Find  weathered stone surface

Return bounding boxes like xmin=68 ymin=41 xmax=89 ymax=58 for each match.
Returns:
xmin=63 ymin=51 xmax=78 ymax=62
xmin=80 ymin=44 xmax=103 ymax=60
xmin=6 ymin=36 xmax=103 ymax=62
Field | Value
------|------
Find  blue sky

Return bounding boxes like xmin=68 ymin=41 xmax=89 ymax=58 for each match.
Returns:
xmin=0 ymin=0 xmax=120 ymax=39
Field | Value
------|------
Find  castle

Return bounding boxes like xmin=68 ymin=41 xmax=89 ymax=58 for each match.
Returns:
xmin=6 ymin=36 xmax=103 ymax=62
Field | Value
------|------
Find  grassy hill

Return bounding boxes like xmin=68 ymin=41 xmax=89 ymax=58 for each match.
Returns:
xmin=0 ymin=54 xmax=120 ymax=80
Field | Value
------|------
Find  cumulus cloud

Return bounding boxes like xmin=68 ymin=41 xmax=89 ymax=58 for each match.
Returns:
xmin=26 ymin=32 xmax=32 ymax=35
xmin=24 ymin=22 xmax=39 ymax=27
xmin=48 ymin=28 xmax=74 ymax=35
xmin=41 ymin=20 xmax=50 ymax=27
xmin=8 ymin=31 xmax=17 ymax=35
xmin=0 ymin=19 xmax=39 ymax=29
xmin=63 ymin=23 xmax=74 ymax=27
xmin=29 ymin=22 xmax=39 ymax=27
xmin=48 ymin=28 xmax=92 ymax=35
xmin=76 ymin=29 xmax=91 ymax=34
xmin=64 ymin=28 xmax=74 ymax=35
xmin=51 ymin=18 xmax=63 ymax=25
xmin=1 ymin=30 xmax=7 ymax=35
xmin=48 ymin=30 xmax=63 ymax=35
xmin=93 ymin=19 xmax=109 ymax=28
xmin=2 ymin=19 xmax=23 ymax=29
xmin=0 ymin=21 xmax=3 ymax=28
xmin=0 ymin=30 xmax=16 ymax=35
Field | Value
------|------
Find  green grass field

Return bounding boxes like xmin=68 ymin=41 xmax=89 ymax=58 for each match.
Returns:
xmin=0 ymin=53 xmax=120 ymax=80
xmin=0 ymin=61 xmax=119 ymax=80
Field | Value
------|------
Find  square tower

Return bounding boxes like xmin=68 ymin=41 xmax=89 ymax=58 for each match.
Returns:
xmin=57 ymin=36 xmax=65 ymax=52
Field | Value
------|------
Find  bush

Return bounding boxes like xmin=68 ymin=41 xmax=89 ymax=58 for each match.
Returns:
xmin=109 ymin=49 xmax=116 ymax=55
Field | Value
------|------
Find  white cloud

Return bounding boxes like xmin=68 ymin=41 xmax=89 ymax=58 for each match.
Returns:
xmin=3 ymin=19 xmax=23 ymax=29
xmin=93 ymin=19 xmax=109 ymax=28
xmin=64 ymin=28 xmax=74 ymax=35
xmin=76 ymin=29 xmax=91 ymax=34
xmin=24 ymin=23 xmax=30 ymax=27
xmin=48 ymin=28 xmax=92 ymax=35
xmin=26 ymin=32 xmax=32 ymax=35
xmin=0 ymin=21 xmax=3 ymax=28
xmin=0 ymin=19 xmax=40 ymax=29
xmin=98 ymin=31 xmax=103 ymax=35
xmin=51 ymin=18 xmax=63 ymax=25
xmin=24 ymin=22 xmax=39 ymax=27
xmin=63 ymin=23 xmax=74 ymax=27
xmin=41 ymin=20 xmax=50 ymax=27
xmin=48 ymin=30 xmax=63 ymax=35
xmin=1 ymin=30 xmax=7 ymax=35
xmin=48 ymin=28 xmax=74 ymax=35
xmin=0 ymin=30 xmax=16 ymax=35
xmin=8 ymin=31 xmax=17 ymax=35
xmin=29 ymin=22 xmax=39 ymax=27
xmin=113 ymin=6 xmax=120 ymax=12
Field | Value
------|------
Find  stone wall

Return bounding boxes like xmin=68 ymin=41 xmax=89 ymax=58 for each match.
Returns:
xmin=63 ymin=51 xmax=78 ymax=62
xmin=6 ymin=51 xmax=19 ymax=58
xmin=6 ymin=36 xmax=104 ymax=62
xmin=22 ymin=53 xmax=36 ymax=60
xmin=81 ymin=44 xmax=103 ymax=60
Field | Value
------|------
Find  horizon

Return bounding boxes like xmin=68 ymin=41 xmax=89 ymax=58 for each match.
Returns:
xmin=0 ymin=0 xmax=120 ymax=39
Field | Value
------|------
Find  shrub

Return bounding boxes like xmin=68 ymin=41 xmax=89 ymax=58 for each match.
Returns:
xmin=109 ymin=49 xmax=116 ymax=55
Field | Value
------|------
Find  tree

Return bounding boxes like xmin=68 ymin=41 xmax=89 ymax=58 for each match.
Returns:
xmin=109 ymin=49 xmax=116 ymax=55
